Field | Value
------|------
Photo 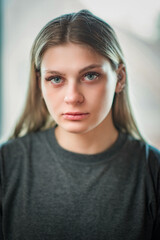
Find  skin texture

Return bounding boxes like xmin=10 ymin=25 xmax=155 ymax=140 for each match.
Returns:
xmin=40 ymin=43 xmax=125 ymax=154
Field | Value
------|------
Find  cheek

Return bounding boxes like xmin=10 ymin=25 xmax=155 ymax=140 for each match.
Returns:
xmin=41 ymin=85 xmax=64 ymax=115
xmin=93 ymin=83 xmax=110 ymax=101
xmin=93 ymin=82 xmax=116 ymax=109
xmin=41 ymin=84 xmax=55 ymax=109
xmin=41 ymin=82 xmax=52 ymax=97
xmin=41 ymin=82 xmax=54 ymax=101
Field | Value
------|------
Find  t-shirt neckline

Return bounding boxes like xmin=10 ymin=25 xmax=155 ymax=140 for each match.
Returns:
xmin=46 ymin=126 xmax=128 ymax=165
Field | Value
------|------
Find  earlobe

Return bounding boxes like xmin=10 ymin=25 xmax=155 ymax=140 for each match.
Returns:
xmin=115 ymin=64 xmax=126 ymax=93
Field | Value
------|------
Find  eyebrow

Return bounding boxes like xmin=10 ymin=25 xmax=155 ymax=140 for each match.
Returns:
xmin=43 ymin=64 xmax=103 ymax=75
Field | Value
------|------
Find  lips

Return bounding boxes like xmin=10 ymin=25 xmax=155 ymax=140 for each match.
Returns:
xmin=62 ymin=112 xmax=89 ymax=120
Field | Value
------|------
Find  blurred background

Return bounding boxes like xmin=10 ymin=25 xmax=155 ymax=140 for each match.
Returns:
xmin=0 ymin=0 xmax=160 ymax=148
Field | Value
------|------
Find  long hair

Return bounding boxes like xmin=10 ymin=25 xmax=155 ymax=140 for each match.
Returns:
xmin=11 ymin=9 xmax=143 ymax=139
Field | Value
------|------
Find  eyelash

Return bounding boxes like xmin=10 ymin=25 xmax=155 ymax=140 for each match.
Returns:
xmin=45 ymin=76 xmax=63 ymax=84
xmin=45 ymin=72 xmax=100 ymax=85
xmin=83 ymin=72 xmax=100 ymax=81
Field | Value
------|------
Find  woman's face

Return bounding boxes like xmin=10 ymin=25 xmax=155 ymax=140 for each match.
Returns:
xmin=40 ymin=43 xmax=118 ymax=135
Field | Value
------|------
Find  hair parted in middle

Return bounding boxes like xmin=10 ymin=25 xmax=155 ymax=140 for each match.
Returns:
xmin=12 ymin=9 xmax=142 ymax=140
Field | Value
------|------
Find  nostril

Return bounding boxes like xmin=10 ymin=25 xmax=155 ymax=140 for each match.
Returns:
xmin=79 ymin=94 xmax=84 ymax=103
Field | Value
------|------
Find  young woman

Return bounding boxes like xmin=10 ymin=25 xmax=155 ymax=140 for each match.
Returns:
xmin=0 ymin=9 xmax=160 ymax=240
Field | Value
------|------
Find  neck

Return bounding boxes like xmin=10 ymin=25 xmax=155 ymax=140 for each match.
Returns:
xmin=55 ymin=112 xmax=118 ymax=155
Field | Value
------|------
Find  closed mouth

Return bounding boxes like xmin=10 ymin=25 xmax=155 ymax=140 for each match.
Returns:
xmin=62 ymin=112 xmax=89 ymax=120
xmin=63 ymin=112 xmax=89 ymax=115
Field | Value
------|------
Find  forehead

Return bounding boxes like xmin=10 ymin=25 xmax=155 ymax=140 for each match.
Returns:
xmin=41 ymin=43 xmax=111 ymax=71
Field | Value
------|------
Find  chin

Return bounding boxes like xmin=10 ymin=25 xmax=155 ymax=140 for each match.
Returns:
xmin=60 ymin=122 xmax=92 ymax=135
xmin=65 ymin=127 xmax=89 ymax=135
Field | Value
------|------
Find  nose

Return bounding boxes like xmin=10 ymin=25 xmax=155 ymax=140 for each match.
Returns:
xmin=64 ymin=83 xmax=84 ymax=105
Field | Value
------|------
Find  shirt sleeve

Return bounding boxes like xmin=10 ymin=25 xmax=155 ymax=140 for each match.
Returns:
xmin=147 ymin=145 xmax=160 ymax=240
xmin=0 ymin=146 xmax=4 ymax=239
xmin=152 ymin=169 xmax=160 ymax=240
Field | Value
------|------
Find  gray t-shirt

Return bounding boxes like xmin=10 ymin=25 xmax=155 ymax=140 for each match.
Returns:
xmin=0 ymin=127 xmax=160 ymax=240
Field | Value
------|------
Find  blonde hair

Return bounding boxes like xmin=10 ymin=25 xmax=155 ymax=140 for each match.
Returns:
xmin=11 ymin=9 xmax=143 ymax=139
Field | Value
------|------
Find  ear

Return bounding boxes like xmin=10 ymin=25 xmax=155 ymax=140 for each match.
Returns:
xmin=115 ymin=64 xmax=126 ymax=93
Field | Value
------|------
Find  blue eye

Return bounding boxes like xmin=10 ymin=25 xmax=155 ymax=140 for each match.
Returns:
xmin=84 ymin=72 xmax=99 ymax=81
xmin=46 ymin=76 xmax=63 ymax=84
xmin=51 ymin=76 xmax=62 ymax=84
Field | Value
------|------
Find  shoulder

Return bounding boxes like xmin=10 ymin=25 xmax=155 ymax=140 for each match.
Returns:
xmin=0 ymin=128 xmax=55 ymax=185
xmin=121 ymin=133 xmax=160 ymax=159
xmin=130 ymin=134 xmax=159 ymax=160
xmin=0 ymin=128 xmax=54 ymax=164
xmin=121 ymin=133 xmax=160 ymax=179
